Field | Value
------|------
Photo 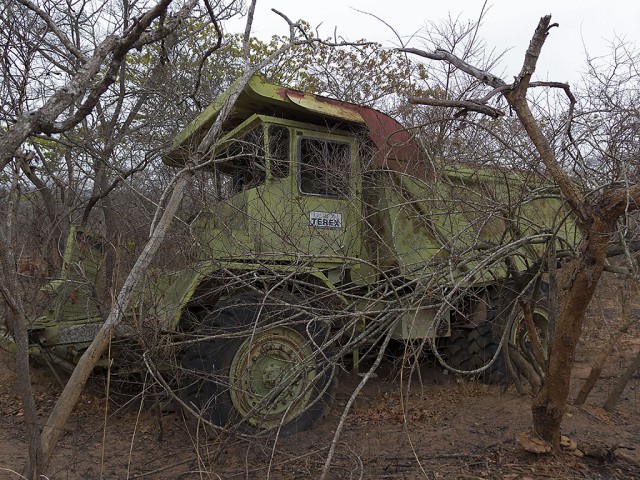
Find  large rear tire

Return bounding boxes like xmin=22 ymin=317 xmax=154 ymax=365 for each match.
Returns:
xmin=481 ymin=284 xmax=550 ymax=383
xmin=466 ymin=322 xmax=503 ymax=383
xmin=180 ymin=293 xmax=334 ymax=436
xmin=439 ymin=328 xmax=470 ymax=371
xmin=441 ymin=283 xmax=550 ymax=383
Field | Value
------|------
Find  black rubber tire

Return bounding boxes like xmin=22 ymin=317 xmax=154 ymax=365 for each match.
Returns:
xmin=180 ymin=294 xmax=334 ymax=436
xmin=442 ymin=283 xmax=550 ymax=384
xmin=475 ymin=283 xmax=550 ymax=384
xmin=439 ymin=328 xmax=470 ymax=371
xmin=466 ymin=322 xmax=503 ymax=383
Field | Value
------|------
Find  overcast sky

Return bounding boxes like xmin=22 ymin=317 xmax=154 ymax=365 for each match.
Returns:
xmin=224 ymin=0 xmax=640 ymax=84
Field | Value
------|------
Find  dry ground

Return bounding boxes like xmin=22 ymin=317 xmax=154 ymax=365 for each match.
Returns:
xmin=1 ymin=278 xmax=639 ymax=480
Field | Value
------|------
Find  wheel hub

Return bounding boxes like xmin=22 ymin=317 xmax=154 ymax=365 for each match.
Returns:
xmin=229 ymin=326 xmax=317 ymax=429
xmin=261 ymin=361 xmax=284 ymax=389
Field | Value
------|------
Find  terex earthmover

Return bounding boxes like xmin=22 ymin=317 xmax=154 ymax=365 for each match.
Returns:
xmin=6 ymin=76 xmax=578 ymax=435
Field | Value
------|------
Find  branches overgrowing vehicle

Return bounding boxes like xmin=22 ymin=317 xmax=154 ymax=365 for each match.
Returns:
xmin=2 ymin=75 xmax=579 ymax=435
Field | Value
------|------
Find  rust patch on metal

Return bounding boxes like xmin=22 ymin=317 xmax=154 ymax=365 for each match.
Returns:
xmin=266 ymin=82 xmax=431 ymax=178
xmin=313 ymin=93 xmax=358 ymax=109
xmin=357 ymin=107 xmax=433 ymax=179
xmin=275 ymin=87 xmax=291 ymax=100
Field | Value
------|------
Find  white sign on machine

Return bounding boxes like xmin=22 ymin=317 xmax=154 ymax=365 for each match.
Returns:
xmin=309 ymin=211 xmax=342 ymax=229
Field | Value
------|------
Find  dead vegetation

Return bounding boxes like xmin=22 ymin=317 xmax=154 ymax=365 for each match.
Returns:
xmin=0 ymin=276 xmax=637 ymax=479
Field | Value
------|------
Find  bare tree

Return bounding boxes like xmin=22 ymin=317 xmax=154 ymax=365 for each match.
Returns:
xmin=0 ymin=160 xmax=44 ymax=476
xmin=402 ymin=15 xmax=640 ymax=449
xmin=0 ymin=0 xmax=232 ymax=476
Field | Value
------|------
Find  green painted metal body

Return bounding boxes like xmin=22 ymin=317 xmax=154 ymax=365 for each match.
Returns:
xmin=13 ymin=75 xmax=579 ymax=364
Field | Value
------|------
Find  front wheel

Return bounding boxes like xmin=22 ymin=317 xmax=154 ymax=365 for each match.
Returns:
xmin=180 ymin=294 xmax=335 ymax=436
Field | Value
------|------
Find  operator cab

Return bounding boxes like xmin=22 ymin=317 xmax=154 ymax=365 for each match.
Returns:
xmin=194 ymin=114 xmax=361 ymax=265
xmin=164 ymin=75 xmax=425 ymax=269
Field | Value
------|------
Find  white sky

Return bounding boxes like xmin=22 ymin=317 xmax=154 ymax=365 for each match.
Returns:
xmin=224 ymin=0 xmax=640 ymax=84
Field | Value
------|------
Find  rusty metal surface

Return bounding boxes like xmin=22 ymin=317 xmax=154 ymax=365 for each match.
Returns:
xmin=278 ymin=85 xmax=428 ymax=177
xmin=164 ymin=75 xmax=430 ymax=177
xmin=273 ymin=83 xmax=430 ymax=178
xmin=356 ymin=107 xmax=430 ymax=178
xmin=284 ymin=91 xmax=364 ymax=123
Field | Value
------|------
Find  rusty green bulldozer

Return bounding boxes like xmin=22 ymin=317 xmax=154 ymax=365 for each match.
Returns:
xmin=3 ymin=75 xmax=579 ymax=435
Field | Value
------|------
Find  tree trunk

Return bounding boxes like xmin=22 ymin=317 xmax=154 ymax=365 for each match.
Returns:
xmin=574 ymin=281 xmax=635 ymax=406
xmin=2 ymin=292 xmax=44 ymax=480
xmin=603 ymin=348 xmax=640 ymax=412
xmin=0 ymin=169 xmax=44 ymax=479
xmin=39 ymin=169 xmax=193 ymax=467
xmin=531 ymin=224 xmax=611 ymax=447
xmin=401 ymin=12 xmax=640 ymax=454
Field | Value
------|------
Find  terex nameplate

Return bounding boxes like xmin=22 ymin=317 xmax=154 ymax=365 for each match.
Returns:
xmin=309 ymin=211 xmax=342 ymax=229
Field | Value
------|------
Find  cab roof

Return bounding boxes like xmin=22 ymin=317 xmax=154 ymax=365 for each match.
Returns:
xmin=163 ymin=75 xmax=428 ymax=177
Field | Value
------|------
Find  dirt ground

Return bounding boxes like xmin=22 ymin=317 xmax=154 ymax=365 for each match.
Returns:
xmin=1 ymin=279 xmax=639 ymax=480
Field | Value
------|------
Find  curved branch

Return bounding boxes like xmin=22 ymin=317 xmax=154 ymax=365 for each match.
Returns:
xmin=504 ymin=16 xmax=588 ymax=222
xmin=408 ymin=96 xmax=504 ymax=118
xmin=0 ymin=0 xmax=178 ymax=170
xmin=399 ymin=47 xmax=507 ymax=89
xmin=189 ymin=0 xmax=223 ymax=108
xmin=80 ymin=157 xmax=150 ymax=225
xmin=46 ymin=0 xmax=177 ymax=134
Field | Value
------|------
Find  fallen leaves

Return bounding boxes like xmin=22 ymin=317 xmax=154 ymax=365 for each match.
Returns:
xmin=516 ymin=431 xmax=552 ymax=454
xmin=516 ymin=431 xmax=588 ymax=459
xmin=560 ymin=435 xmax=583 ymax=457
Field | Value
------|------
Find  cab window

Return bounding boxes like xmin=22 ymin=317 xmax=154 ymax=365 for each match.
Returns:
xmin=299 ymin=138 xmax=350 ymax=198
xmin=268 ymin=125 xmax=290 ymax=179
xmin=225 ymin=126 xmax=266 ymax=194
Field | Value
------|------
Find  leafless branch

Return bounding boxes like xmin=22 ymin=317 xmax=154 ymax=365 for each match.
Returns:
xmin=15 ymin=0 xmax=86 ymax=62
xmin=0 ymin=0 xmax=181 ymax=170
xmin=189 ymin=0 xmax=224 ymax=107
xmin=399 ymin=47 xmax=507 ymax=89
xmin=408 ymin=95 xmax=504 ymax=118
